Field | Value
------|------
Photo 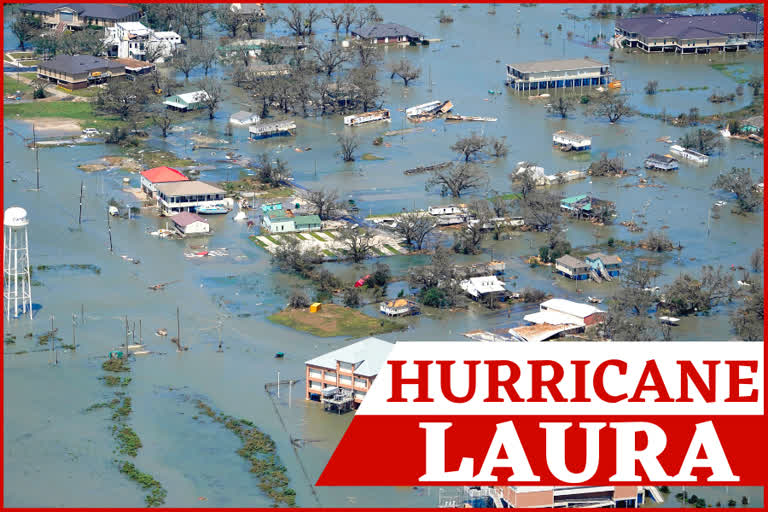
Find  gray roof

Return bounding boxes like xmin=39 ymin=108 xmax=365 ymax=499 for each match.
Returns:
xmin=507 ymin=57 xmax=606 ymax=73
xmin=744 ymin=115 xmax=764 ymax=128
xmin=353 ymin=22 xmax=422 ymax=39
xmin=556 ymin=254 xmax=589 ymax=269
xmin=585 ymin=252 xmax=622 ymax=265
xmin=21 ymin=3 xmax=139 ymax=20
xmin=156 ymin=181 xmax=225 ymax=197
xmin=38 ymin=54 xmax=124 ymax=75
xmin=646 ymin=153 xmax=677 ymax=164
xmin=305 ymin=337 xmax=394 ymax=377
xmin=617 ymin=13 xmax=763 ymax=39
xmin=230 ymin=111 xmax=258 ymax=122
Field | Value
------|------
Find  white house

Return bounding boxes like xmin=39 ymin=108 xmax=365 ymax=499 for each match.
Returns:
xmin=262 ymin=210 xmax=322 ymax=233
xmin=171 ymin=211 xmax=210 ymax=235
xmin=154 ymin=181 xmax=227 ymax=216
xmin=163 ymin=91 xmax=210 ymax=111
xmin=230 ymin=111 xmax=261 ymax=125
xmin=104 ymin=22 xmax=180 ymax=61
xmin=524 ymin=298 xmax=605 ymax=327
xmin=460 ymin=276 xmax=507 ymax=300
xmin=428 ymin=205 xmax=465 ymax=216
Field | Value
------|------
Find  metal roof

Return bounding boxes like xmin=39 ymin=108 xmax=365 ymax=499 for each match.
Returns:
xmin=585 ymin=252 xmax=622 ymax=265
xmin=155 ymin=181 xmax=225 ymax=197
xmin=645 ymin=153 xmax=677 ymax=164
xmin=353 ymin=22 xmax=423 ymax=39
xmin=507 ymin=58 xmax=606 ymax=73
xmin=293 ymin=215 xmax=322 ymax=226
xmin=141 ymin=166 xmax=189 ymax=184
xmin=541 ymin=298 xmax=604 ymax=319
xmin=305 ymin=337 xmax=394 ymax=377
xmin=230 ymin=111 xmax=259 ymax=122
xmin=616 ymin=12 xmax=763 ymax=39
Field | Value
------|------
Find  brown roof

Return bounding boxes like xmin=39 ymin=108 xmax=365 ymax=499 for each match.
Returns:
xmin=155 ymin=181 xmax=225 ymax=197
xmin=113 ymin=58 xmax=155 ymax=70
xmin=171 ymin=211 xmax=207 ymax=227
xmin=556 ymin=254 xmax=588 ymax=269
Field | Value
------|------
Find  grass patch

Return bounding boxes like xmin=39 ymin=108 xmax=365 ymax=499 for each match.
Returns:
xmin=361 ymin=152 xmax=385 ymax=161
xmin=37 ymin=332 xmax=62 ymax=345
xmin=248 ymin=235 xmax=268 ymax=248
xmin=4 ymin=77 xmax=33 ymax=96
xmin=322 ymin=249 xmax=336 ymax=257
xmin=383 ymin=244 xmax=401 ymax=255
xmin=294 ymin=232 xmax=308 ymax=240
xmin=102 ymin=358 xmax=130 ymax=373
xmin=124 ymin=148 xmax=195 ymax=169
xmin=2 ymin=101 xmax=128 ymax=131
xmin=118 ymin=461 xmax=167 ymax=507
xmin=709 ymin=62 xmax=750 ymax=83
xmin=116 ymin=427 xmax=142 ymax=457
xmin=100 ymin=375 xmax=132 ymax=387
xmin=493 ymin=192 xmax=523 ymax=201
xmin=85 ymin=398 xmax=120 ymax=412
xmin=195 ymin=400 xmax=296 ymax=507
xmin=57 ymin=85 xmax=100 ymax=97
xmin=308 ymin=231 xmax=326 ymax=241
xmin=321 ymin=231 xmax=337 ymax=240
xmin=254 ymin=186 xmax=294 ymax=200
xmin=20 ymin=72 xmax=37 ymax=80
xmin=8 ymin=52 xmax=35 ymax=59
xmin=372 ymin=247 xmax=387 ymax=256
xmin=112 ymin=396 xmax=133 ymax=421
xmin=262 ymin=234 xmax=281 ymax=245
xmin=268 ymin=303 xmax=404 ymax=338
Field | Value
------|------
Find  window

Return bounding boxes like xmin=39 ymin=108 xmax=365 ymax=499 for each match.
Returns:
xmin=339 ymin=375 xmax=352 ymax=386
xmin=354 ymin=378 xmax=367 ymax=388
xmin=60 ymin=11 xmax=74 ymax=21
xmin=308 ymin=368 xmax=321 ymax=378
xmin=325 ymin=371 xmax=336 ymax=380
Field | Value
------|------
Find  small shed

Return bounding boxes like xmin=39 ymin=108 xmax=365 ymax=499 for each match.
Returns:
xmin=230 ymin=111 xmax=261 ymax=125
xmin=171 ymin=211 xmax=210 ymax=235
xmin=644 ymin=153 xmax=678 ymax=171
xmin=309 ymin=303 xmax=322 ymax=313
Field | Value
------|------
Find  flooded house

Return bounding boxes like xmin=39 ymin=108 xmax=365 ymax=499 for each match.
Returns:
xmin=428 ymin=205 xmax=465 ymax=216
xmin=554 ymin=255 xmax=590 ymax=280
xmin=351 ymin=22 xmax=425 ymax=45
xmin=305 ymin=337 xmax=394 ymax=409
xmin=560 ymin=194 xmax=615 ymax=219
xmin=170 ymin=212 xmax=210 ymax=236
xmin=343 ymin=109 xmax=391 ymax=126
xmin=552 ymin=131 xmax=592 ymax=152
xmin=104 ymin=22 xmax=181 ymax=61
xmin=229 ymin=111 xmax=261 ymax=126
xmin=140 ymin=166 xmax=189 ymax=199
xmin=645 ymin=153 xmax=679 ymax=171
xmin=380 ymin=298 xmax=419 ymax=317
xmin=585 ymin=252 xmax=622 ymax=278
xmin=505 ymin=57 xmax=611 ymax=91
xmin=261 ymin=210 xmax=322 ymax=233
xmin=154 ymin=181 xmax=227 ymax=216
xmin=670 ymin=144 xmax=709 ymax=165
xmin=524 ymin=298 xmax=606 ymax=327
xmin=459 ymin=276 xmax=507 ymax=301
xmin=614 ymin=12 xmax=763 ymax=54
xmin=37 ymin=54 xmax=125 ymax=89
xmin=163 ymin=91 xmax=210 ymax=112
xmin=494 ymin=486 xmax=647 ymax=508
xmin=249 ymin=120 xmax=296 ymax=140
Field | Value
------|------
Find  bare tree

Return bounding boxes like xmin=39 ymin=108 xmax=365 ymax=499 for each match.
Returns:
xmin=337 ymin=134 xmax=359 ymax=162
xmin=488 ymin=137 xmax=508 ymax=158
xmin=171 ymin=48 xmax=199 ymax=79
xmin=390 ymin=59 xmax=421 ymax=87
xmin=95 ymin=80 xmax=153 ymax=121
xmin=349 ymin=66 xmax=384 ymax=111
xmin=196 ymin=77 xmax=223 ymax=119
xmin=510 ymin=166 xmax=538 ymax=199
xmin=312 ymin=43 xmax=351 ymax=76
xmin=681 ymin=128 xmax=723 ymax=156
xmin=214 ymin=4 xmax=241 ymax=37
xmin=395 ymin=213 xmax=437 ymax=250
xmin=151 ymin=108 xmax=178 ymax=138
xmin=426 ymin=163 xmax=488 ymax=198
xmin=143 ymin=42 xmax=166 ymax=64
xmin=522 ymin=191 xmax=561 ymax=231
xmin=342 ymin=5 xmax=358 ymax=34
xmin=351 ymin=40 xmax=380 ymax=68
xmin=747 ymin=74 xmax=762 ymax=96
xmin=324 ymin=6 xmax=345 ymax=32
xmin=256 ymin=153 xmax=292 ymax=187
xmin=604 ymin=262 xmax=662 ymax=341
xmin=454 ymin=204 xmax=488 ymax=254
xmin=450 ymin=132 xmax=488 ymax=161
xmin=305 ymin=188 xmax=341 ymax=219
xmin=644 ymin=80 xmax=658 ymax=95
xmin=337 ymin=226 xmax=375 ymax=262
xmin=712 ymin=167 xmax=761 ymax=213
xmin=591 ymin=92 xmax=633 ymax=123
xmin=730 ymin=282 xmax=763 ymax=341
xmin=193 ymin=42 xmax=218 ymax=77
xmin=547 ymin=96 xmax=575 ymax=118
xmin=665 ymin=265 xmax=735 ymax=315
xmin=279 ymin=5 xmax=322 ymax=37
xmin=751 ymin=247 xmax=763 ymax=273
xmin=242 ymin=11 xmax=265 ymax=39
xmin=259 ymin=42 xmax=284 ymax=65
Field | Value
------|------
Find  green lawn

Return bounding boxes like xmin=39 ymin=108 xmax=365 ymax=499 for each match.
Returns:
xmin=493 ymin=192 xmax=523 ymax=201
xmin=268 ymin=304 xmax=404 ymax=338
xmin=294 ymin=233 xmax=308 ymax=241
xmin=248 ymin=235 xmax=267 ymax=249
xmin=20 ymin=72 xmax=37 ymax=80
xmin=322 ymin=249 xmax=336 ymax=257
xmin=4 ymin=77 xmax=33 ymax=96
xmin=372 ymin=247 xmax=386 ymax=256
xmin=321 ymin=231 xmax=337 ymax=240
xmin=383 ymin=244 xmax=402 ymax=255
xmin=308 ymin=232 xmax=326 ymax=241
xmin=262 ymin=234 xmax=281 ymax=245
xmin=8 ymin=52 xmax=35 ymax=60
xmin=2 ymin=101 xmax=128 ymax=131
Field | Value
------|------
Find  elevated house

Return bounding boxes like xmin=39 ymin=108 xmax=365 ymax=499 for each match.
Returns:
xmin=585 ymin=253 xmax=622 ymax=278
xmin=524 ymin=298 xmax=606 ymax=327
xmin=170 ymin=211 xmax=209 ymax=235
xmin=113 ymin=58 xmax=155 ymax=75
xmin=163 ymin=91 xmax=210 ymax=112
xmin=20 ymin=3 xmax=140 ymax=31
xmin=305 ymin=337 xmax=394 ymax=408
xmin=249 ymin=120 xmax=296 ymax=140
xmin=154 ymin=181 xmax=227 ymax=216
xmin=615 ymin=12 xmax=763 ymax=53
xmin=351 ymin=22 xmax=424 ymax=45
xmin=553 ymin=131 xmax=591 ymax=152
xmin=644 ymin=153 xmax=679 ymax=171
xmin=460 ymin=276 xmax=507 ymax=301
xmin=140 ymin=166 xmax=189 ymax=198
xmin=505 ymin=57 xmax=611 ymax=91
xmin=560 ymin=194 xmax=615 ymax=220
xmin=262 ymin=210 xmax=322 ymax=233
xmin=380 ymin=298 xmax=419 ymax=317
xmin=37 ymin=54 xmax=124 ymax=89
xmin=555 ymin=254 xmax=590 ymax=280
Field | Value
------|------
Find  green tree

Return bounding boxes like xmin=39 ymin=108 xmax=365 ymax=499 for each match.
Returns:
xmin=11 ymin=13 xmax=41 ymax=50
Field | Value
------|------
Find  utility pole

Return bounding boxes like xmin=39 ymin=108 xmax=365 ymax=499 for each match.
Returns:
xmin=176 ymin=306 xmax=181 ymax=349
xmin=107 ymin=208 xmax=113 ymax=252
xmin=72 ymin=313 xmax=76 ymax=352
xmin=277 ymin=370 xmax=280 ymax=399
xmin=33 ymin=124 xmax=40 ymax=190
xmin=139 ymin=319 xmax=142 ymax=343
xmin=78 ymin=181 xmax=84 ymax=225
xmin=124 ymin=316 xmax=129 ymax=352
xmin=217 ymin=320 xmax=223 ymax=352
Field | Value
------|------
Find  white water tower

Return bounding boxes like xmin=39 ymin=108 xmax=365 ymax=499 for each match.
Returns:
xmin=4 ymin=207 xmax=32 ymax=320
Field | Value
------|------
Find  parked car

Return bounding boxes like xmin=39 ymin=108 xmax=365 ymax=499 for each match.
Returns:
xmin=82 ymin=128 xmax=99 ymax=137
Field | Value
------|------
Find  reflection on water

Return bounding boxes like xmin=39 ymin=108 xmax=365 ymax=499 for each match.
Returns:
xmin=3 ymin=2 xmax=763 ymax=507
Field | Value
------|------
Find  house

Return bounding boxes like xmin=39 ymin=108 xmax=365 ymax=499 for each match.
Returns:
xmin=344 ymin=110 xmax=391 ymax=126
xmin=460 ymin=276 xmax=507 ymax=300
xmin=505 ymin=58 xmax=611 ymax=91
xmin=154 ymin=181 xmax=227 ymax=216
xmin=113 ymin=58 xmax=155 ymax=75
xmin=380 ymin=298 xmax=419 ymax=317
xmin=249 ymin=120 xmax=296 ymax=140
xmin=140 ymin=166 xmax=189 ymax=198
xmin=560 ymin=194 xmax=615 ymax=219
xmin=552 ymin=131 xmax=591 ymax=151
xmin=20 ymin=3 xmax=140 ymax=31
xmin=428 ymin=205 xmax=465 ymax=216
xmin=37 ymin=55 xmax=124 ymax=89
xmin=644 ymin=153 xmax=679 ymax=171
xmin=170 ymin=211 xmax=209 ymax=235
xmin=163 ymin=91 xmax=210 ymax=111
xmin=351 ymin=22 xmax=424 ymax=44
xmin=305 ymin=337 xmax=394 ymax=407
xmin=229 ymin=111 xmax=261 ymax=126
xmin=230 ymin=3 xmax=267 ymax=19
xmin=104 ymin=22 xmax=181 ymax=62
xmin=742 ymin=115 xmax=764 ymax=133
xmin=585 ymin=252 xmax=622 ymax=278
xmin=262 ymin=210 xmax=322 ymax=233
xmin=249 ymin=63 xmax=291 ymax=78
xmin=495 ymin=486 xmax=646 ymax=508
xmin=669 ymin=144 xmax=709 ymax=165
xmin=555 ymin=255 xmax=590 ymax=280
xmin=524 ymin=298 xmax=606 ymax=327
xmin=615 ymin=12 xmax=763 ymax=54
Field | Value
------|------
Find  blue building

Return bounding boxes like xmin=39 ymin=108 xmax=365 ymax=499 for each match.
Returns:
xmin=505 ymin=58 xmax=611 ymax=91
xmin=586 ymin=252 xmax=622 ymax=278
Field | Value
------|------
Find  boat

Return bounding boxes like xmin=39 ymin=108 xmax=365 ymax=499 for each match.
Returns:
xmin=587 ymin=296 xmax=603 ymax=304
xmin=669 ymin=145 xmax=709 ymax=165
xmin=275 ymin=352 xmax=285 ymax=358
xmin=714 ymin=200 xmax=727 ymax=207
xmin=344 ymin=109 xmax=391 ymax=126
xmin=196 ymin=205 xmax=230 ymax=215
xmin=659 ymin=316 xmax=680 ymax=326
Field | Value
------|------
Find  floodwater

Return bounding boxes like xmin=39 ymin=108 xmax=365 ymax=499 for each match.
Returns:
xmin=3 ymin=3 xmax=764 ymax=508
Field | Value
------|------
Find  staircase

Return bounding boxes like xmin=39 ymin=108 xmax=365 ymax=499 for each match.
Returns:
xmin=589 ymin=270 xmax=602 ymax=283
xmin=598 ymin=267 xmax=613 ymax=281
xmin=54 ymin=21 xmax=67 ymax=33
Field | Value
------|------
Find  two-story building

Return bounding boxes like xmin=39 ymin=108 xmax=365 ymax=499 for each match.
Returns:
xmin=554 ymin=254 xmax=591 ymax=280
xmin=140 ymin=166 xmax=189 ymax=199
xmin=154 ymin=181 xmax=227 ymax=216
xmin=37 ymin=54 xmax=125 ymax=89
xmin=585 ymin=252 xmax=622 ymax=278
xmin=305 ymin=337 xmax=394 ymax=409
xmin=20 ymin=3 xmax=140 ymax=31
xmin=104 ymin=22 xmax=181 ymax=62
xmin=494 ymin=486 xmax=647 ymax=508
xmin=505 ymin=58 xmax=611 ymax=91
